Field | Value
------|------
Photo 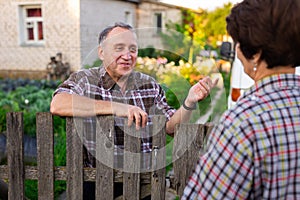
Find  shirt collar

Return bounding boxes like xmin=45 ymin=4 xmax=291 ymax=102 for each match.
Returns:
xmin=98 ymin=66 xmax=142 ymax=91
xmin=244 ymin=73 xmax=300 ymax=97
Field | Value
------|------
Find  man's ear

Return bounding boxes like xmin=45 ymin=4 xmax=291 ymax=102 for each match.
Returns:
xmin=98 ymin=46 xmax=104 ymax=60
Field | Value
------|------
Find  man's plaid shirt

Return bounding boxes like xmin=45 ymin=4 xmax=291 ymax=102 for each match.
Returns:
xmin=53 ymin=66 xmax=176 ymax=168
xmin=182 ymin=74 xmax=300 ymax=199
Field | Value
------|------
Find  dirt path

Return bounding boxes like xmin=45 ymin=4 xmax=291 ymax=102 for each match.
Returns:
xmin=196 ymin=88 xmax=225 ymax=124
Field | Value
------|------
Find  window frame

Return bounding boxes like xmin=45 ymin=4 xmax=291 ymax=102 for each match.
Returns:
xmin=154 ymin=12 xmax=163 ymax=35
xmin=19 ymin=4 xmax=44 ymax=46
xmin=125 ymin=11 xmax=133 ymax=26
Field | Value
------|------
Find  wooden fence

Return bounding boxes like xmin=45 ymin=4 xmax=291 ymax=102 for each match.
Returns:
xmin=0 ymin=112 xmax=213 ymax=200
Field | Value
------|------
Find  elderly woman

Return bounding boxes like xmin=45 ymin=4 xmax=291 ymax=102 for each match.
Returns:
xmin=182 ymin=0 xmax=300 ymax=199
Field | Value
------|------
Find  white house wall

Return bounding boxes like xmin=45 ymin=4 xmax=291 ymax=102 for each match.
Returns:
xmin=0 ymin=0 xmax=188 ymax=77
xmin=136 ymin=1 xmax=182 ymax=51
xmin=80 ymin=0 xmax=137 ymax=68
xmin=0 ymin=0 xmax=81 ymax=74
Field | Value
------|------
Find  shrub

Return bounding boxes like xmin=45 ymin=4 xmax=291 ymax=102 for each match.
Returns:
xmin=0 ymin=79 xmax=66 ymax=199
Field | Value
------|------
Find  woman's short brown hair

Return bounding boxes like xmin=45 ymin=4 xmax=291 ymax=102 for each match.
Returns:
xmin=226 ymin=0 xmax=300 ymax=68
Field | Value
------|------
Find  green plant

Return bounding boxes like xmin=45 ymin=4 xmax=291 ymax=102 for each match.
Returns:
xmin=83 ymin=59 xmax=102 ymax=69
xmin=0 ymin=79 xmax=67 ymax=199
xmin=138 ymin=47 xmax=183 ymax=66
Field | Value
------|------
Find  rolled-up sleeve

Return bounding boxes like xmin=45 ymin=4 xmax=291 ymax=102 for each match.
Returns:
xmin=154 ymin=83 xmax=176 ymax=121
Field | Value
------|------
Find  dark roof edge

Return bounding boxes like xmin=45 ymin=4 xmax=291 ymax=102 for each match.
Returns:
xmin=116 ymin=0 xmax=140 ymax=4
xmin=141 ymin=0 xmax=203 ymax=13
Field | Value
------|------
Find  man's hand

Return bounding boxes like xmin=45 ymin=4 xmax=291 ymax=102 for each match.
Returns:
xmin=185 ymin=76 xmax=219 ymax=107
xmin=112 ymin=103 xmax=148 ymax=130
xmin=51 ymin=93 xmax=148 ymax=130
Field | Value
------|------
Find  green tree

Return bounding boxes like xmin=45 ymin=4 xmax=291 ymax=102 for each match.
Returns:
xmin=161 ymin=3 xmax=233 ymax=61
xmin=202 ymin=3 xmax=233 ymax=48
xmin=162 ymin=9 xmax=206 ymax=63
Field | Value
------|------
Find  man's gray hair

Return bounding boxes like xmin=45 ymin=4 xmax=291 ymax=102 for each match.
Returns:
xmin=98 ymin=22 xmax=133 ymax=45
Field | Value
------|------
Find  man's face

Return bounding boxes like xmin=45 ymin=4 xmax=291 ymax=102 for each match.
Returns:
xmin=98 ymin=27 xmax=138 ymax=81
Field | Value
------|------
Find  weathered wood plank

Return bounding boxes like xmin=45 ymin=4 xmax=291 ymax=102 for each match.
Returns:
xmin=173 ymin=122 xmax=213 ymax=196
xmin=66 ymin=117 xmax=83 ymax=200
xmin=204 ymin=123 xmax=214 ymax=148
xmin=0 ymin=165 xmax=69 ymax=181
xmin=173 ymin=123 xmax=203 ymax=197
xmin=95 ymin=115 xmax=114 ymax=200
xmin=123 ymin=120 xmax=141 ymax=200
xmin=6 ymin=112 xmax=25 ymax=200
xmin=0 ymin=112 xmax=215 ymax=200
xmin=187 ymin=125 xmax=205 ymax=183
xmin=37 ymin=112 xmax=54 ymax=200
xmin=151 ymin=115 xmax=167 ymax=200
xmin=0 ymin=166 xmax=151 ymax=183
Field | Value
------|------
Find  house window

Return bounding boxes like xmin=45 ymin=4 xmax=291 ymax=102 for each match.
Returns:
xmin=19 ymin=5 xmax=44 ymax=45
xmin=154 ymin=13 xmax=162 ymax=34
xmin=125 ymin=11 xmax=133 ymax=26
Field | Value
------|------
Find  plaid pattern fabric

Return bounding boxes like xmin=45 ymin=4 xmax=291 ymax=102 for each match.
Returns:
xmin=54 ymin=66 xmax=176 ymax=168
xmin=182 ymin=74 xmax=300 ymax=199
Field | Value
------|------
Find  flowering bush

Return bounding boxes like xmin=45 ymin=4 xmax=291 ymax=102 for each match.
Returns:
xmin=136 ymin=56 xmax=216 ymax=85
xmin=136 ymin=56 xmax=218 ymax=115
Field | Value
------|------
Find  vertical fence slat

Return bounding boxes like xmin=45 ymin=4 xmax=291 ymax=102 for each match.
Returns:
xmin=6 ymin=112 xmax=24 ymax=200
xmin=204 ymin=123 xmax=214 ymax=146
xmin=66 ymin=117 xmax=83 ymax=200
xmin=123 ymin=120 xmax=141 ymax=200
xmin=2 ymin=111 xmax=214 ymax=200
xmin=37 ymin=112 xmax=54 ymax=199
xmin=187 ymin=125 xmax=205 ymax=177
xmin=151 ymin=115 xmax=166 ymax=200
xmin=95 ymin=115 xmax=114 ymax=200
xmin=173 ymin=124 xmax=188 ymax=197
xmin=173 ymin=124 xmax=204 ymax=197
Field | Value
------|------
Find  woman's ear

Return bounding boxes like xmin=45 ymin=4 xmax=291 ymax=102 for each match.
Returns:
xmin=98 ymin=46 xmax=104 ymax=60
xmin=252 ymin=50 xmax=262 ymax=64
xmin=236 ymin=43 xmax=246 ymax=61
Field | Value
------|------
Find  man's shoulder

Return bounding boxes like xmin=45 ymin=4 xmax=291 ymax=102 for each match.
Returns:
xmin=73 ymin=67 xmax=101 ymax=77
xmin=133 ymin=71 xmax=156 ymax=82
xmin=65 ymin=67 xmax=102 ymax=86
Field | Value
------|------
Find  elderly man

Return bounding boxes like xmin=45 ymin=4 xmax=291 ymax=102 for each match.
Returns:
xmin=51 ymin=22 xmax=217 ymax=199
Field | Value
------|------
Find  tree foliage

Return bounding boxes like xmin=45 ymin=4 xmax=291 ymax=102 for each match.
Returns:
xmin=161 ymin=3 xmax=233 ymax=61
xmin=161 ymin=9 xmax=206 ymax=63
xmin=202 ymin=3 xmax=233 ymax=48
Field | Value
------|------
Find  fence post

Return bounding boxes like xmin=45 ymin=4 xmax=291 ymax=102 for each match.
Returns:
xmin=173 ymin=123 xmax=206 ymax=197
xmin=95 ymin=115 xmax=114 ymax=200
xmin=37 ymin=112 xmax=54 ymax=199
xmin=6 ymin=112 xmax=25 ymax=200
xmin=151 ymin=115 xmax=167 ymax=200
xmin=123 ymin=119 xmax=141 ymax=200
xmin=66 ymin=117 xmax=83 ymax=200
